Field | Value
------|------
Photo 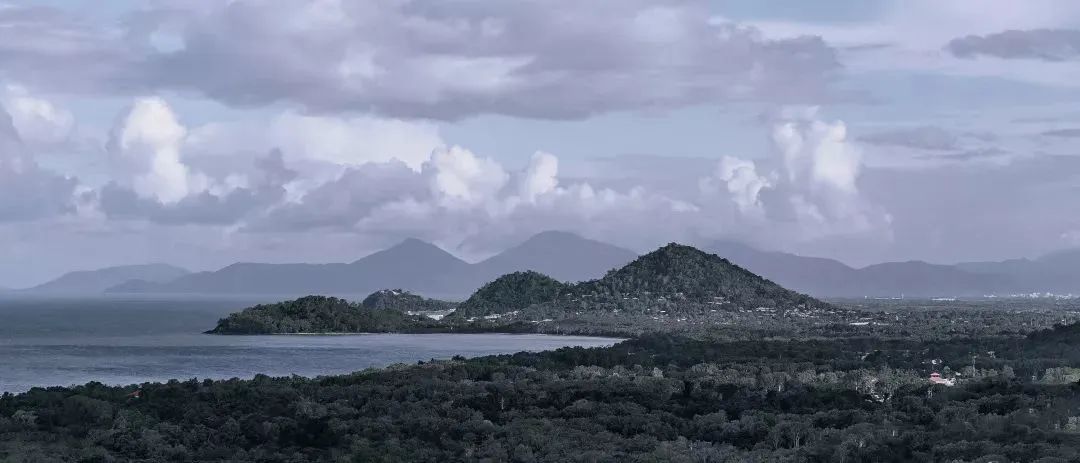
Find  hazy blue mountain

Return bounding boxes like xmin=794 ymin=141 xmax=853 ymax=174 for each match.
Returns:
xmin=473 ymin=231 xmax=637 ymax=283
xmin=855 ymin=261 xmax=1013 ymax=297
xmin=112 ymin=238 xmax=470 ymax=298
xmin=100 ymin=235 xmax=1076 ymax=299
xmin=706 ymin=241 xmax=1018 ymax=298
xmin=108 ymin=232 xmax=635 ymax=299
xmin=23 ymin=264 xmax=191 ymax=295
xmin=958 ymin=249 xmax=1080 ymax=293
xmin=706 ymin=241 xmax=862 ymax=296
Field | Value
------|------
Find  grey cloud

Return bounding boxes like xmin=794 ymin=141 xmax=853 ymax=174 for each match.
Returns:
xmin=0 ymin=105 xmax=78 ymax=222
xmin=1041 ymin=128 xmax=1080 ymax=137
xmin=860 ymin=126 xmax=961 ymax=151
xmin=0 ymin=6 xmax=145 ymax=94
xmin=859 ymin=154 xmax=1080 ymax=264
xmin=946 ymin=29 xmax=1080 ymax=61
xmin=249 ymin=160 xmax=426 ymax=232
xmin=3 ymin=1 xmax=841 ymax=120
xmin=98 ymin=184 xmax=269 ymax=225
xmin=912 ymin=148 xmax=1009 ymax=162
xmin=97 ymin=150 xmax=296 ymax=225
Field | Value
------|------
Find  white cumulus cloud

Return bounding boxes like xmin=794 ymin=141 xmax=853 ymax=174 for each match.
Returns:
xmin=109 ymin=97 xmax=204 ymax=203
xmin=700 ymin=107 xmax=890 ymax=242
xmin=0 ymin=85 xmax=74 ymax=148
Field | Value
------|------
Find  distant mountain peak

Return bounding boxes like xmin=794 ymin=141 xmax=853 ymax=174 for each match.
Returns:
xmin=510 ymin=230 xmax=630 ymax=252
xmin=354 ymin=238 xmax=463 ymax=265
xmin=476 ymin=231 xmax=638 ymax=284
xmin=524 ymin=230 xmax=588 ymax=242
xmin=387 ymin=237 xmax=443 ymax=252
xmin=396 ymin=237 xmax=434 ymax=246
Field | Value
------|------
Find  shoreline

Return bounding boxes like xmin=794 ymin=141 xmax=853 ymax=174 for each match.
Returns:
xmin=3 ymin=332 xmax=623 ymax=394
xmin=214 ymin=331 xmax=623 ymax=338
xmin=206 ymin=331 xmax=627 ymax=343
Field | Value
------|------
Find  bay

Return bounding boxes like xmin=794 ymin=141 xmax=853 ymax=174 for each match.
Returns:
xmin=0 ymin=296 xmax=620 ymax=393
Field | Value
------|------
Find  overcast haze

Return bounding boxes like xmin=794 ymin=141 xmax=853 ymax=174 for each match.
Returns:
xmin=1 ymin=0 xmax=1079 ymax=287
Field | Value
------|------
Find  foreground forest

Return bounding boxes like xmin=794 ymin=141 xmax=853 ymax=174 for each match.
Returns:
xmin=4 ymin=324 xmax=1080 ymax=462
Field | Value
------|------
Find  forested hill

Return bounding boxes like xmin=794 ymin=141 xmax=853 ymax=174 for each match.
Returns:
xmin=210 ymin=244 xmax=832 ymax=334
xmin=578 ymin=243 xmax=830 ymax=309
xmin=452 ymin=243 xmax=832 ymax=319
xmin=452 ymin=271 xmax=572 ymax=318
xmin=360 ymin=289 xmax=456 ymax=312
xmin=208 ymin=295 xmax=442 ymax=334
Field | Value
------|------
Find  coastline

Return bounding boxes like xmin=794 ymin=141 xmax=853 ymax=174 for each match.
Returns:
xmin=3 ymin=332 xmax=623 ymax=394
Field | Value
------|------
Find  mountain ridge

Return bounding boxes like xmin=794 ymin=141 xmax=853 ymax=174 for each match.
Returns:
xmin=21 ymin=264 xmax=191 ymax=295
xmin=24 ymin=234 xmax=1080 ymax=299
xmin=705 ymin=241 xmax=1076 ymax=297
xmin=107 ymin=231 xmax=636 ymax=299
xmin=473 ymin=231 xmax=637 ymax=283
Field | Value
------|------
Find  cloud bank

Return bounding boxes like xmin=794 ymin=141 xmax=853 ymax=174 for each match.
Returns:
xmin=0 ymin=1 xmax=841 ymax=120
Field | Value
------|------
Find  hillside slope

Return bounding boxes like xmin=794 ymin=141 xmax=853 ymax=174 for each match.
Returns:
xmin=208 ymin=295 xmax=441 ymax=334
xmin=578 ymin=243 xmax=829 ymax=309
xmin=455 ymin=243 xmax=831 ymax=318
xmin=109 ymin=232 xmax=634 ymax=298
xmin=24 ymin=264 xmax=190 ymax=294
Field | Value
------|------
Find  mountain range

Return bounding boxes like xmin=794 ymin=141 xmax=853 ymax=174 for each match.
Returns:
xmin=16 ymin=232 xmax=1080 ymax=299
xmin=17 ymin=264 xmax=191 ymax=295
xmin=705 ymin=241 xmax=1077 ymax=298
xmin=107 ymin=231 xmax=637 ymax=299
xmin=211 ymin=243 xmax=833 ymax=334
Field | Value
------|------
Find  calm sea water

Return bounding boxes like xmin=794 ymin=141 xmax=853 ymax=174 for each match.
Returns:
xmin=0 ymin=296 xmax=620 ymax=393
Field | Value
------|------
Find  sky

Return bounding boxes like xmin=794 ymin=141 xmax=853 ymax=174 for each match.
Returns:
xmin=1 ymin=0 xmax=1079 ymax=287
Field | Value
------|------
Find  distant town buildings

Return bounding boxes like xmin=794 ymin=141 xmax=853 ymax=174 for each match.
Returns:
xmin=929 ymin=372 xmax=955 ymax=387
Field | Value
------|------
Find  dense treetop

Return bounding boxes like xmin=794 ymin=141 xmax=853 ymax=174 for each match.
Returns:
xmin=577 ymin=243 xmax=830 ymax=308
xmin=208 ymin=295 xmax=439 ymax=334
xmin=360 ymin=289 xmax=456 ymax=312
xmin=6 ymin=328 xmax=1080 ymax=462
xmin=453 ymin=271 xmax=572 ymax=318
xmin=454 ymin=244 xmax=833 ymax=317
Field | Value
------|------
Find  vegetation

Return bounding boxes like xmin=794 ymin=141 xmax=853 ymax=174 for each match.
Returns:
xmin=359 ymin=289 xmax=456 ymax=313
xmin=5 ymin=327 xmax=1080 ymax=462
xmin=208 ymin=244 xmax=835 ymax=335
xmin=577 ymin=243 xmax=829 ymax=310
xmin=453 ymin=271 xmax=572 ymax=318
xmin=8 ymin=243 xmax=1080 ymax=461
xmin=207 ymin=295 xmax=441 ymax=334
xmin=450 ymin=243 xmax=831 ymax=325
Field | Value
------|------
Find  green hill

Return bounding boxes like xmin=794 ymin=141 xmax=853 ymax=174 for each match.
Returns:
xmin=208 ymin=295 xmax=437 ymax=334
xmin=360 ymin=289 xmax=456 ymax=312
xmin=450 ymin=243 xmax=831 ymax=318
xmin=452 ymin=271 xmax=572 ymax=318
xmin=209 ymin=244 xmax=832 ymax=333
xmin=578 ymin=243 xmax=828 ymax=308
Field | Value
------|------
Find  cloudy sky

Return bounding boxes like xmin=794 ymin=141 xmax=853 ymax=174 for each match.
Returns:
xmin=1 ymin=0 xmax=1079 ymax=287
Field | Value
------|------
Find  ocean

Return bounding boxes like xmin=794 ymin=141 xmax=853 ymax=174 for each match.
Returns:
xmin=0 ymin=296 xmax=620 ymax=393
